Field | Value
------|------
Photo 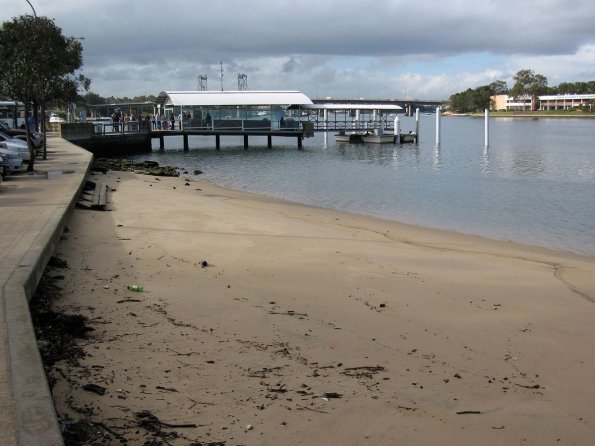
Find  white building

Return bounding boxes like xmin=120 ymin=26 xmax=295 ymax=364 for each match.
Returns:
xmin=491 ymin=94 xmax=595 ymax=111
xmin=538 ymin=94 xmax=595 ymax=110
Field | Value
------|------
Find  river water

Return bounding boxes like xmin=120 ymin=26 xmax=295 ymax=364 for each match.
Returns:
xmin=135 ymin=115 xmax=595 ymax=256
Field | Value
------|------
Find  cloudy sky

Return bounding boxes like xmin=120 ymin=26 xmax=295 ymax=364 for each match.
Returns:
xmin=3 ymin=0 xmax=595 ymax=100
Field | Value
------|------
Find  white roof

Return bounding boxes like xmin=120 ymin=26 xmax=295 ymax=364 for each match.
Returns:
xmin=160 ymin=91 xmax=314 ymax=107
xmin=304 ymin=103 xmax=403 ymax=111
xmin=538 ymin=94 xmax=595 ymax=100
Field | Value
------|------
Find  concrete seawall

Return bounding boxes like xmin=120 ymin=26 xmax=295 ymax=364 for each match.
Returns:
xmin=1 ymin=137 xmax=93 ymax=445
xmin=60 ymin=122 xmax=151 ymax=156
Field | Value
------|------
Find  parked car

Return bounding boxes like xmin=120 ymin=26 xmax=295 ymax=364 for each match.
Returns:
xmin=0 ymin=132 xmax=33 ymax=161
xmin=0 ymin=146 xmax=6 ymax=180
xmin=0 ymin=146 xmax=23 ymax=174
xmin=0 ymin=120 xmax=44 ymax=149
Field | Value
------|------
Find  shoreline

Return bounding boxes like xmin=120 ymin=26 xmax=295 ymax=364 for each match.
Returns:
xmin=197 ymin=176 xmax=595 ymax=259
xmin=442 ymin=111 xmax=595 ymax=118
xmin=44 ymin=169 xmax=595 ymax=445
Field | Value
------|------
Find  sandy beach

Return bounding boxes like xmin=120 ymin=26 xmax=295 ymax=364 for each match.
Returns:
xmin=43 ymin=168 xmax=595 ymax=445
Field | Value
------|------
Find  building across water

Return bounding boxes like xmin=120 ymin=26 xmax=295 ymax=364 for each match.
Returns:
xmin=491 ymin=93 xmax=595 ymax=111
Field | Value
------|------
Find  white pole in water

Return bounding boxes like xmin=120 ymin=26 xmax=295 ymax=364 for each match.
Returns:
xmin=323 ymin=108 xmax=328 ymax=132
xmin=393 ymin=115 xmax=400 ymax=136
xmin=435 ymin=106 xmax=441 ymax=146
xmin=484 ymin=108 xmax=489 ymax=148
xmin=415 ymin=108 xmax=420 ymax=139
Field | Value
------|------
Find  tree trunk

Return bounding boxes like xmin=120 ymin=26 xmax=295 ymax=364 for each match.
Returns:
xmin=25 ymin=106 xmax=35 ymax=172
xmin=42 ymin=102 xmax=48 ymax=160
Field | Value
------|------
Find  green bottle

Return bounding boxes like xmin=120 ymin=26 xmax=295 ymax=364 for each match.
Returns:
xmin=127 ymin=285 xmax=144 ymax=292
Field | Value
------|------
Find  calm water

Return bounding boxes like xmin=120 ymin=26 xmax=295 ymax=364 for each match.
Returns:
xmin=136 ymin=115 xmax=595 ymax=256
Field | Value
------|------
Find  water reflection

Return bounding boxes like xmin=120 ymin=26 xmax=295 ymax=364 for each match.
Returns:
xmin=512 ymin=152 xmax=546 ymax=176
xmin=432 ymin=144 xmax=441 ymax=171
xmin=391 ymin=144 xmax=421 ymax=168
xmin=481 ymin=145 xmax=490 ymax=175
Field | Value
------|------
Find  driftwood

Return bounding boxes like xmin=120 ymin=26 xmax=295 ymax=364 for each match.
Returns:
xmin=342 ymin=365 xmax=385 ymax=378
xmin=268 ymin=310 xmax=308 ymax=317
xmin=135 ymin=410 xmax=197 ymax=431
xmin=82 ymin=383 xmax=106 ymax=395
xmin=296 ymin=404 xmax=328 ymax=414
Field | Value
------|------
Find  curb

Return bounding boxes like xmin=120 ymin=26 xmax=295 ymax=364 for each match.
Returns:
xmin=2 ymin=139 xmax=93 ymax=445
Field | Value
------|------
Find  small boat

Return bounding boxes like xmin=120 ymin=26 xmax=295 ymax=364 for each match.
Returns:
xmin=49 ymin=113 xmax=66 ymax=123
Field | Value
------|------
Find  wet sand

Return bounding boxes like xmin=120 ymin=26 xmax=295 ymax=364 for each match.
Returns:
xmin=47 ymin=169 xmax=595 ymax=445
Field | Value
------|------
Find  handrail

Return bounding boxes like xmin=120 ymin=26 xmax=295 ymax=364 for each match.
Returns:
xmin=91 ymin=121 xmax=141 ymax=135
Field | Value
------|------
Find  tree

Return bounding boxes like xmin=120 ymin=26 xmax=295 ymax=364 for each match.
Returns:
xmin=81 ymin=92 xmax=106 ymax=105
xmin=509 ymin=69 xmax=548 ymax=111
xmin=449 ymin=82 xmax=504 ymax=113
xmin=489 ymin=80 xmax=508 ymax=95
xmin=0 ymin=14 xmax=89 ymax=169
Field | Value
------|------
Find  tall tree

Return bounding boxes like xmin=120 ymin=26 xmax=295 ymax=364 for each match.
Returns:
xmin=509 ymin=69 xmax=548 ymax=111
xmin=489 ymin=80 xmax=508 ymax=95
xmin=449 ymin=82 xmax=503 ymax=113
xmin=0 ymin=14 xmax=89 ymax=169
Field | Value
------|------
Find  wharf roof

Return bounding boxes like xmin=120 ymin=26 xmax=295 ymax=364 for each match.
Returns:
xmin=157 ymin=91 xmax=314 ymax=108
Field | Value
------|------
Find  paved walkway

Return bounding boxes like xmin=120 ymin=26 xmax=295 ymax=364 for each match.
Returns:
xmin=1 ymin=137 xmax=92 ymax=445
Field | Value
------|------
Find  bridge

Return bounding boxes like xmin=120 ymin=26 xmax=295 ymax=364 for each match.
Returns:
xmin=312 ymin=97 xmax=445 ymax=115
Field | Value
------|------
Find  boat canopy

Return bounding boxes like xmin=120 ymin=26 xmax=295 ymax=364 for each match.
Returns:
xmin=157 ymin=91 xmax=314 ymax=108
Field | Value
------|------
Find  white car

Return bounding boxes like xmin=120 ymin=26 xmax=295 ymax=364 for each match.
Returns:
xmin=12 ymin=133 xmax=43 ymax=149
xmin=0 ymin=147 xmax=23 ymax=173
xmin=0 ymin=132 xmax=33 ymax=161
xmin=0 ymin=120 xmax=44 ymax=149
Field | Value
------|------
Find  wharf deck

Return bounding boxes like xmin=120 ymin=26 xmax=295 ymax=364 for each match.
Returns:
xmin=149 ymin=128 xmax=305 ymax=150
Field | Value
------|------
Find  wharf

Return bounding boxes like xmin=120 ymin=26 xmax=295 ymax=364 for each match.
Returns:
xmin=150 ymin=127 xmax=305 ymax=150
xmin=0 ymin=137 xmax=92 ymax=445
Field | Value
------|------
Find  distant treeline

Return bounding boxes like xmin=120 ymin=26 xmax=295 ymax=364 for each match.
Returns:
xmin=449 ymin=69 xmax=595 ymax=113
xmin=77 ymin=92 xmax=158 ymax=105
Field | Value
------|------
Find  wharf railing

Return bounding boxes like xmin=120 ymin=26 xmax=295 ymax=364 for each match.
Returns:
xmin=91 ymin=120 xmax=142 ymax=135
xmin=300 ymin=110 xmax=402 ymax=132
xmin=149 ymin=118 xmax=302 ymax=132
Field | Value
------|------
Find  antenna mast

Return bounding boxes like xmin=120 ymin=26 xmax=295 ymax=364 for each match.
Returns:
xmin=219 ymin=61 xmax=224 ymax=91
xmin=197 ymin=75 xmax=207 ymax=91
xmin=237 ymin=73 xmax=248 ymax=91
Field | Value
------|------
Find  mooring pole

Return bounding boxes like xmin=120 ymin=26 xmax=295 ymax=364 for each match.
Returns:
xmin=435 ymin=107 xmax=441 ymax=146
xmin=484 ymin=108 xmax=489 ymax=148
xmin=415 ymin=108 xmax=420 ymax=142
